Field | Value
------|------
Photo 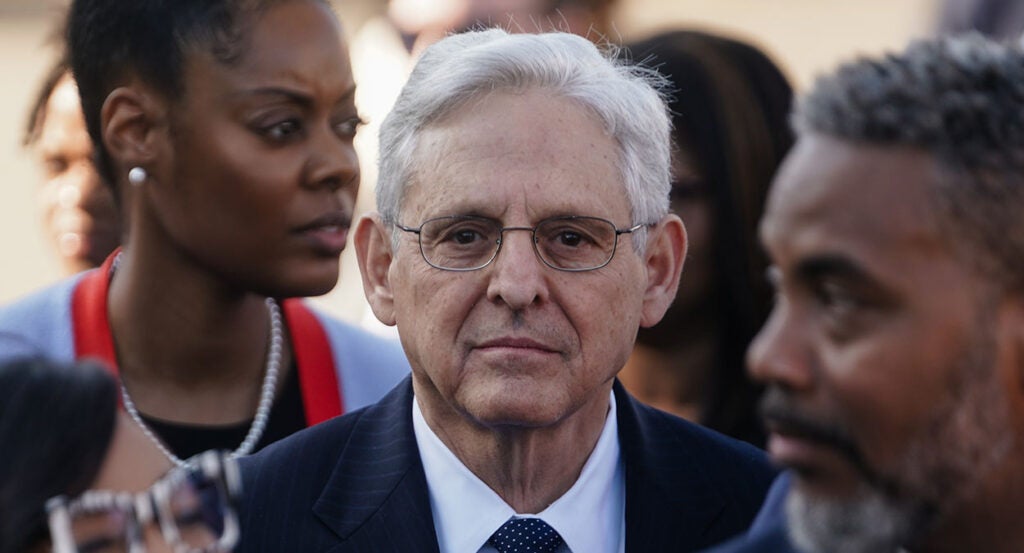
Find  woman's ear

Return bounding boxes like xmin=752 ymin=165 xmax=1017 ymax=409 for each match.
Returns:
xmin=354 ymin=213 xmax=397 ymax=326
xmin=101 ymin=85 xmax=166 ymax=178
xmin=639 ymin=214 xmax=687 ymax=328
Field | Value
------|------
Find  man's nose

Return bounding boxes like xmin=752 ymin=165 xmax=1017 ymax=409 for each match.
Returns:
xmin=485 ymin=228 xmax=549 ymax=310
xmin=746 ymin=300 xmax=815 ymax=392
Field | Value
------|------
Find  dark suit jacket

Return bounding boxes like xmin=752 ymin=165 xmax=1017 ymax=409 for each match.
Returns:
xmin=699 ymin=473 xmax=799 ymax=553
xmin=237 ymin=377 xmax=777 ymax=552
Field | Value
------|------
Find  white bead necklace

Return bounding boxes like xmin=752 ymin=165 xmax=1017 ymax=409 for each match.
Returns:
xmin=112 ymin=257 xmax=283 ymax=468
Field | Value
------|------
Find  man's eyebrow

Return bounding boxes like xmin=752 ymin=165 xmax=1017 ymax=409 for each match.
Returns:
xmin=793 ymin=254 xmax=875 ymax=285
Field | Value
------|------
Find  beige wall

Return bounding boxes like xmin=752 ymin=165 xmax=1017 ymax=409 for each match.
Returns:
xmin=0 ymin=0 xmax=939 ymax=311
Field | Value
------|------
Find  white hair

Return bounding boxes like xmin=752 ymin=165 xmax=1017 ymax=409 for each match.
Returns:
xmin=376 ymin=29 xmax=672 ymax=249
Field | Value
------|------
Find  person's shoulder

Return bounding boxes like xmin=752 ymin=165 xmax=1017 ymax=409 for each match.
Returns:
xmin=240 ymin=376 xmax=412 ymax=486
xmin=0 ymin=273 xmax=85 ymax=360
xmin=242 ymin=401 xmax=371 ymax=478
xmin=302 ymin=303 xmax=411 ymax=410
xmin=624 ymin=388 xmax=774 ymax=476
xmin=618 ymin=385 xmax=777 ymax=513
xmin=0 ymin=273 xmax=82 ymax=322
xmin=699 ymin=523 xmax=797 ymax=553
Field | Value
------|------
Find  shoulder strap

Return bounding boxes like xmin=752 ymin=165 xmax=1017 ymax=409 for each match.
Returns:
xmin=71 ymin=251 xmax=120 ymax=374
xmin=283 ymin=299 xmax=345 ymax=424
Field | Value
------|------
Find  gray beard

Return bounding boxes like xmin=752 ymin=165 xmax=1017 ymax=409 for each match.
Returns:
xmin=782 ymin=304 xmax=1014 ymax=553
xmin=785 ymin=483 xmax=922 ymax=553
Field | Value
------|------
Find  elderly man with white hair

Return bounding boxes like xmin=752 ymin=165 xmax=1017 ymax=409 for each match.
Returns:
xmin=237 ymin=29 xmax=775 ymax=553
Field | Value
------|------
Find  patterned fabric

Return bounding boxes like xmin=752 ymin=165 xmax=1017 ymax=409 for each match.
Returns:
xmin=489 ymin=518 xmax=565 ymax=553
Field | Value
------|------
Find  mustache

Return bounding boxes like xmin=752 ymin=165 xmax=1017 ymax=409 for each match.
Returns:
xmin=759 ymin=387 xmax=904 ymax=498
xmin=759 ymin=388 xmax=864 ymax=467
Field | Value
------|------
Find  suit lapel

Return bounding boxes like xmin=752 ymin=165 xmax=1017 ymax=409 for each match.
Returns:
xmin=313 ymin=378 xmax=441 ymax=553
xmin=616 ymin=381 xmax=727 ymax=552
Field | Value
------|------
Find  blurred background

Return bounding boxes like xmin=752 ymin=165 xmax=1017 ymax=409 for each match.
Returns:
xmin=0 ymin=0 xmax=940 ymax=317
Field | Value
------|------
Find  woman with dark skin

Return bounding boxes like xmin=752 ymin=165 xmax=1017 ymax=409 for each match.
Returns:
xmin=619 ymin=30 xmax=794 ymax=447
xmin=0 ymin=0 xmax=408 ymax=469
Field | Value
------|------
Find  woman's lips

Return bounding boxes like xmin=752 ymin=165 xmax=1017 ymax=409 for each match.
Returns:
xmin=295 ymin=212 xmax=352 ymax=255
xmin=301 ymin=225 xmax=349 ymax=255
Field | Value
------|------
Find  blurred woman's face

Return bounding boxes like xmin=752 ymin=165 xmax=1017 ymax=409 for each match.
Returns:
xmin=142 ymin=0 xmax=360 ymax=297
xmin=35 ymin=74 xmax=120 ymax=275
xmin=669 ymin=145 xmax=714 ymax=311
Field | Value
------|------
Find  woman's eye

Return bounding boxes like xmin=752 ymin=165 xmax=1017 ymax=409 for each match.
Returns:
xmin=43 ymin=157 xmax=69 ymax=178
xmin=333 ymin=116 xmax=365 ymax=138
xmin=261 ymin=119 xmax=303 ymax=141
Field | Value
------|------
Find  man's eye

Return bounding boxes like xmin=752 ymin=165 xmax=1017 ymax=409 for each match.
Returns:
xmin=557 ymin=231 xmax=583 ymax=247
xmin=816 ymin=282 xmax=863 ymax=321
xmin=448 ymin=229 xmax=484 ymax=245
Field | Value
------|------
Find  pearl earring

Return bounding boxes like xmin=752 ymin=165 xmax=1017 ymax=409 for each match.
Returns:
xmin=128 ymin=167 xmax=147 ymax=186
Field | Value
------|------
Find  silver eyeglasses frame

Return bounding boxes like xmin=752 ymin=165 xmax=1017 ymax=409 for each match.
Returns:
xmin=45 ymin=450 xmax=242 ymax=553
xmin=394 ymin=214 xmax=645 ymax=272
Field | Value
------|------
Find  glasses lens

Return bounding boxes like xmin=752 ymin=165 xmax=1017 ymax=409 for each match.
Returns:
xmin=168 ymin=471 xmax=226 ymax=549
xmin=70 ymin=509 xmax=132 ymax=553
xmin=535 ymin=217 xmax=616 ymax=270
xmin=419 ymin=217 xmax=499 ymax=270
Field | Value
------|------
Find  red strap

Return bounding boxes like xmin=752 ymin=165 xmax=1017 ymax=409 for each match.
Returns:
xmin=71 ymin=249 xmax=344 ymax=426
xmin=71 ymin=250 xmax=121 ymax=376
xmin=283 ymin=299 xmax=345 ymax=424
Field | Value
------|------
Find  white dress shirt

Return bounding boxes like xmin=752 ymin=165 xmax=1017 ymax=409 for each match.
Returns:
xmin=412 ymin=391 xmax=626 ymax=553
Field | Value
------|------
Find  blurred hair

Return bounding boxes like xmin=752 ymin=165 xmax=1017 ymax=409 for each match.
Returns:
xmin=796 ymin=33 xmax=1024 ymax=293
xmin=626 ymin=30 xmax=794 ymax=445
xmin=377 ymin=28 xmax=672 ymax=252
xmin=66 ymin=0 xmax=326 ymax=193
xmin=0 ymin=357 xmax=118 ymax=553
xmin=23 ymin=57 xmax=72 ymax=148
xmin=937 ymin=0 xmax=1024 ymax=41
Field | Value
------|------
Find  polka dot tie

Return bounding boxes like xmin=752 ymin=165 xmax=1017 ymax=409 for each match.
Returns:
xmin=488 ymin=517 xmax=565 ymax=553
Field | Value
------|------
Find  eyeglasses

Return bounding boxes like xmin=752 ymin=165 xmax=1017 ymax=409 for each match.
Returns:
xmin=395 ymin=215 xmax=644 ymax=272
xmin=46 ymin=450 xmax=241 ymax=553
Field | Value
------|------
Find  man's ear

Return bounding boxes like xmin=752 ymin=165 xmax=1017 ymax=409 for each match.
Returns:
xmin=639 ymin=214 xmax=687 ymax=328
xmin=354 ymin=213 xmax=397 ymax=326
xmin=101 ymin=85 xmax=166 ymax=182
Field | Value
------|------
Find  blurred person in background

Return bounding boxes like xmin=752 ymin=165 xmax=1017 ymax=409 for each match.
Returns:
xmin=618 ymin=30 xmax=793 ymax=447
xmin=23 ymin=57 xmax=120 ymax=276
xmin=937 ymin=0 xmax=1024 ymax=40
xmin=0 ymin=356 xmax=241 ymax=553
xmin=0 ymin=0 xmax=409 ymax=469
xmin=706 ymin=33 xmax=1024 ymax=553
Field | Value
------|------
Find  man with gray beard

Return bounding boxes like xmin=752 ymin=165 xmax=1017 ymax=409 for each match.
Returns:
xmin=703 ymin=33 xmax=1024 ymax=553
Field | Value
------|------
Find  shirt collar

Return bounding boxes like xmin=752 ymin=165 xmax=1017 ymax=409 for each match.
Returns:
xmin=413 ymin=391 xmax=624 ymax=553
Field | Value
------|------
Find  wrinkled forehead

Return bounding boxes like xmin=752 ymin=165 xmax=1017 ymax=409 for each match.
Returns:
xmin=761 ymin=134 xmax=946 ymax=264
xmin=402 ymin=90 xmax=631 ymax=222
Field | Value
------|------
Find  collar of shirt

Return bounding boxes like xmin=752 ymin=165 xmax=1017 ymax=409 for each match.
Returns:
xmin=412 ymin=391 xmax=625 ymax=553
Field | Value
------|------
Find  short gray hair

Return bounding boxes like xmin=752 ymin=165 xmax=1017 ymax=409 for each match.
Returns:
xmin=795 ymin=34 xmax=1024 ymax=291
xmin=376 ymin=29 xmax=672 ymax=249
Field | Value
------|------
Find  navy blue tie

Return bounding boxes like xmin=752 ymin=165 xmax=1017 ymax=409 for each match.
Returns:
xmin=489 ymin=518 xmax=565 ymax=553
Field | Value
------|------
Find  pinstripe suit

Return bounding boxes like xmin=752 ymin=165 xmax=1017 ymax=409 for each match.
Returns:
xmin=238 ymin=377 xmax=776 ymax=552
xmin=699 ymin=474 xmax=798 ymax=553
